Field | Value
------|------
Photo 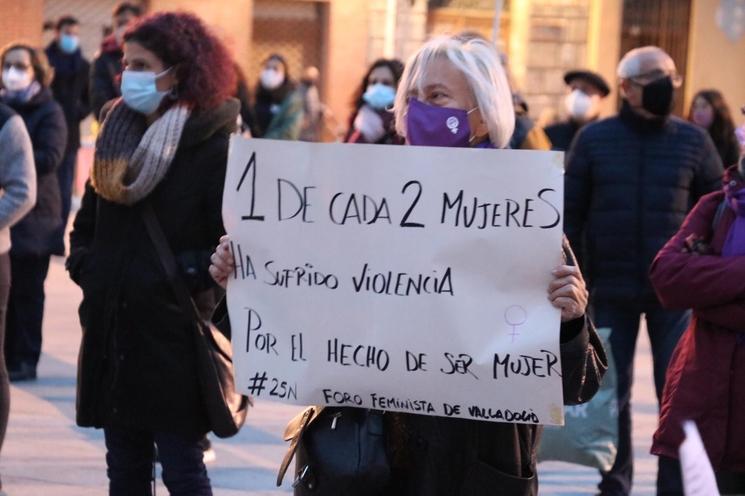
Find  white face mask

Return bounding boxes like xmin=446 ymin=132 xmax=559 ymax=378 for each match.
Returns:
xmin=2 ymin=67 xmax=33 ymax=92
xmin=564 ymin=89 xmax=599 ymax=121
xmin=260 ymin=68 xmax=284 ymax=90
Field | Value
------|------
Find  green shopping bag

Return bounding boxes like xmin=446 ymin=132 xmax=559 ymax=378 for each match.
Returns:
xmin=538 ymin=327 xmax=618 ymax=471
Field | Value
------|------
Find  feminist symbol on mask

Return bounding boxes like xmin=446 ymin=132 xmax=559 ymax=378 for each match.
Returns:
xmin=446 ymin=116 xmax=460 ymax=134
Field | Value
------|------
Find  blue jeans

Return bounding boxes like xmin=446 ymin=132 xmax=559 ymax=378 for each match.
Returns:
xmin=104 ymin=426 xmax=212 ymax=496
xmin=594 ymin=303 xmax=690 ymax=496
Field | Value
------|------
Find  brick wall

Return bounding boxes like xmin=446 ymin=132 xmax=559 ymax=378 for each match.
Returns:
xmin=0 ymin=0 xmax=44 ymax=49
xmin=523 ymin=0 xmax=591 ymax=122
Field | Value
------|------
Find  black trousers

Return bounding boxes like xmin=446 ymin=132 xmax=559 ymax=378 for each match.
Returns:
xmin=105 ymin=426 xmax=212 ymax=496
xmin=593 ymin=303 xmax=690 ymax=496
xmin=5 ymin=253 xmax=51 ymax=370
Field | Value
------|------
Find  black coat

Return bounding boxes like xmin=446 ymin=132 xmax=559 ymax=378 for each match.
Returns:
xmin=89 ymin=45 xmax=122 ymax=122
xmin=545 ymin=120 xmax=582 ymax=152
xmin=68 ymin=99 xmax=240 ymax=435
xmin=565 ymin=101 xmax=724 ymax=305
xmin=45 ymin=42 xmax=91 ymax=152
xmin=5 ymin=88 xmax=67 ymax=256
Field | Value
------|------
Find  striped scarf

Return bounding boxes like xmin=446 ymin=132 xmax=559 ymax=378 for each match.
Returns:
xmin=91 ymin=99 xmax=191 ymax=205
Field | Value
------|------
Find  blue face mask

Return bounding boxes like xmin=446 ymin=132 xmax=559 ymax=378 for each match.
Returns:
xmin=363 ymin=83 xmax=396 ymax=110
xmin=58 ymin=34 xmax=79 ymax=54
xmin=121 ymin=68 xmax=171 ymax=115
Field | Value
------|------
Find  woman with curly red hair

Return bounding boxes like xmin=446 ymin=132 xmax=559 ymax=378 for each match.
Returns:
xmin=66 ymin=11 xmax=238 ymax=495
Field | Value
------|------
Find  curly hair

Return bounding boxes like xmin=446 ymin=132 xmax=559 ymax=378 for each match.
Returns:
xmin=123 ymin=12 xmax=236 ymax=111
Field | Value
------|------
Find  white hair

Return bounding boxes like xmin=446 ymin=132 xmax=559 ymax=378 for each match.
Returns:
xmin=393 ymin=35 xmax=515 ymax=148
xmin=617 ymin=45 xmax=681 ymax=86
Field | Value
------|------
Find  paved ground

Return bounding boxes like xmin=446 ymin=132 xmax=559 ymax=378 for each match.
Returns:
xmin=1 ymin=257 xmax=659 ymax=495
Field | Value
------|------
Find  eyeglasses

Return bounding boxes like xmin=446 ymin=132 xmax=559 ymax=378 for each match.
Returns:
xmin=2 ymin=62 xmax=30 ymax=72
xmin=629 ymin=70 xmax=682 ymax=88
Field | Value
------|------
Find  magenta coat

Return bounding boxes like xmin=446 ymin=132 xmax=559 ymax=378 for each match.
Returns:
xmin=649 ymin=166 xmax=745 ymax=472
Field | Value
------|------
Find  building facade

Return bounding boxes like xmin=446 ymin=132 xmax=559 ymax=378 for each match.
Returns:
xmin=1 ymin=0 xmax=743 ymax=137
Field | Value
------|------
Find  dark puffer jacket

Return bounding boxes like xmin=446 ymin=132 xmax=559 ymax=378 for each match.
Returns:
xmin=564 ymin=101 xmax=723 ymax=305
xmin=67 ymin=99 xmax=239 ymax=435
xmin=5 ymin=88 xmax=67 ymax=256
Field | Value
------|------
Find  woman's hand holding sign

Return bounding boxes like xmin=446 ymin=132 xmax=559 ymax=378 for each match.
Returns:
xmin=548 ymin=265 xmax=588 ymax=322
xmin=209 ymin=235 xmax=234 ymax=289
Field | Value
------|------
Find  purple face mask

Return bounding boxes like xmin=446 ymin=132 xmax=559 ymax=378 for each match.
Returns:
xmin=406 ymin=98 xmax=475 ymax=147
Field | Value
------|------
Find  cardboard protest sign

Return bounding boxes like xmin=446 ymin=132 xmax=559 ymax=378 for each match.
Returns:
xmin=223 ymin=136 xmax=567 ymax=425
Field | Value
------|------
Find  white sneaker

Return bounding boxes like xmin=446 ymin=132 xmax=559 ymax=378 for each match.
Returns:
xmin=203 ymin=447 xmax=217 ymax=464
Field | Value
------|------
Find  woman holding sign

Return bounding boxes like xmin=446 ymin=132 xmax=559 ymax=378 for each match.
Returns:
xmin=211 ymin=35 xmax=606 ymax=496
xmin=67 ymin=12 xmax=239 ymax=495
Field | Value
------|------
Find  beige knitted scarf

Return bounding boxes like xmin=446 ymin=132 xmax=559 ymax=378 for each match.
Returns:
xmin=91 ymin=99 xmax=191 ymax=205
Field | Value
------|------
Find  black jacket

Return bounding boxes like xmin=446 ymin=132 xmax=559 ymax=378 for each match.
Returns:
xmin=45 ymin=42 xmax=91 ymax=152
xmin=5 ymin=88 xmax=67 ymax=256
xmin=89 ymin=42 xmax=122 ymax=122
xmin=545 ymin=120 xmax=582 ymax=152
xmin=565 ymin=101 xmax=724 ymax=305
xmin=68 ymin=99 xmax=240 ymax=435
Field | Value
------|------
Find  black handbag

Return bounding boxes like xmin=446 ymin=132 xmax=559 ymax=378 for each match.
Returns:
xmin=277 ymin=406 xmax=391 ymax=495
xmin=141 ymin=202 xmax=249 ymax=438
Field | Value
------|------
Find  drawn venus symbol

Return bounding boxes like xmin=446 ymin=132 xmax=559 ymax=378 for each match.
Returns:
xmin=504 ymin=305 xmax=527 ymax=342
xmin=446 ymin=116 xmax=459 ymax=134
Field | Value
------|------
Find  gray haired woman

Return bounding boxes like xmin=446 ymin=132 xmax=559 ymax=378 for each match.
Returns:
xmin=211 ymin=35 xmax=607 ymax=496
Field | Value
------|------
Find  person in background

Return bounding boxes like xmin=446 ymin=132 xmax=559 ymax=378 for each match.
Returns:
xmin=252 ymin=54 xmax=304 ymax=140
xmin=0 ymin=101 xmax=36 ymax=493
xmin=67 ymin=12 xmax=238 ymax=494
xmin=344 ymin=58 xmax=403 ymax=145
xmin=45 ymin=15 xmax=91 ymax=256
xmin=298 ymin=66 xmax=323 ymax=142
xmin=509 ymin=93 xmax=552 ymax=150
xmin=1 ymin=43 xmax=67 ymax=382
xmin=545 ymin=70 xmax=610 ymax=151
xmin=233 ymin=63 xmax=254 ymax=135
xmin=484 ymin=44 xmax=550 ymax=151
xmin=90 ymin=2 xmax=142 ymax=121
xmin=688 ymin=89 xmax=741 ymax=167
xmin=563 ymin=46 xmax=724 ymax=496
xmin=648 ymin=153 xmax=745 ymax=496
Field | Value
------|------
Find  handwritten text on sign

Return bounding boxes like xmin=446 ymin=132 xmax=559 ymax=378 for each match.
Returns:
xmin=223 ymin=137 xmax=567 ymax=425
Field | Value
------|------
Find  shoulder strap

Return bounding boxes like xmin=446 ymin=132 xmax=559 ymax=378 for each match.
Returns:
xmin=712 ymin=198 xmax=728 ymax=233
xmin=140 ymin=201 xmax=202 ymax=324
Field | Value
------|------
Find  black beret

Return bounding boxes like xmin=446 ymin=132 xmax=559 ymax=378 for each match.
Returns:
xmin=564 ymin=70 xmax=611 ymax=97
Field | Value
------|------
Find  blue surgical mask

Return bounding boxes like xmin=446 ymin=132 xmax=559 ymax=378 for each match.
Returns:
xmin=59 ymin=34 xmax=79 ymax=54
xmin=363 ymin=83 xmax=396 ymax=110
xmin=121 ymin=68 xmax=171 ymax=115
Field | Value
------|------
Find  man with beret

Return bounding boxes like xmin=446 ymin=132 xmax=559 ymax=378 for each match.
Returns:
xmin=545 ymin=69 xmax=610 ymax=151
